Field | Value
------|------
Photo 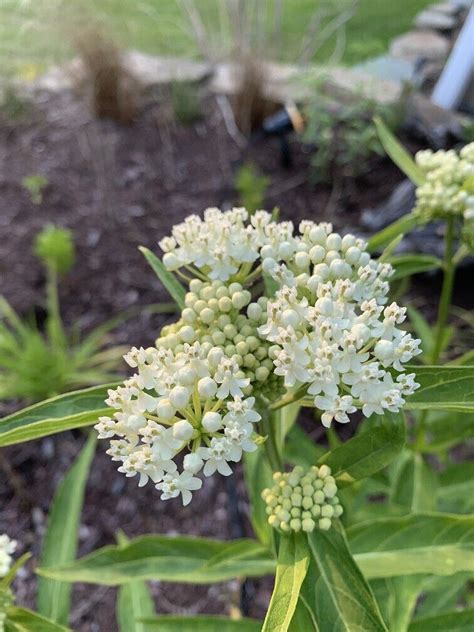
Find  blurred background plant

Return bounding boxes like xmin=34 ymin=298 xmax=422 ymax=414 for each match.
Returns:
xmin=170 ymin=80 xmax=202 ymax=125
xmin=234 ymin=162 xmax=269 ymax=214
xmin=0 ymin=225 xmax=126 ymax=402
xmin=21 ymin=174 xmax=48 ymax=205
xmin=303 ymin=94 xmax=401 ymax=184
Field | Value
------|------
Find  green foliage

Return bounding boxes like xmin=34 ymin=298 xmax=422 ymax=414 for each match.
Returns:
xmin=37 ymin=433 xmax=97 ymax=625
xmin=374 ymin=117 xmax=425 ymax=186
xmin=139 ymin=246 xmax=186 ymax=309
xmin=141 ymin=616 xmax=261 ymax=631
xmin=0 ymin=383 xmax=113 ymax=447
xmin=0 ymin=225 xmax=125 ymax=403
xmin=170 ymin=81 xmax=202 ymax=125
xmin=262 ymin=533 xmax=309 ymax=632
xmin=234 ymin=163 xmax=269 ymax=215
xmin=34 ymin=225 xmax=75 ymax=275
xmin=37 ymin=536 xmax=275 ymax=585
xmin=22 ymin=174 xmax=49 ymax=205
xmin=304 ymin=97 xmax=399 ymax=183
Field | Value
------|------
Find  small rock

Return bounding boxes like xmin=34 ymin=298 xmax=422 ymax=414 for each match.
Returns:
xmin=361 ymin=180 xmax=416 ymax=232
xmin=405 ymin=92 xmax=464 ymax=148
xmin=354 ymin=55 xmax=416 ymax=83
xmin=414 ymin=9 xmax=457 ymax=30
xmin=390 ymin=30 xmax=450 ymax=62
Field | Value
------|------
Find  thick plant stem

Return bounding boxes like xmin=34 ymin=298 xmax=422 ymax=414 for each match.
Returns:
xmin=415 ymin=216 xmax=457 ymax=449
xmin=431 ymin=215 xmax=456 ymax=364
xmin=261 ymin=410 xmax=282 ymax=472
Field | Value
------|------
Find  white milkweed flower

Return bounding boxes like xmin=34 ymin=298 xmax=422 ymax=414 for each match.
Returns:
xmin=0 ymin=534 xmax=16 ymax=578
xmin=414 ymin=143 xmax=474 ymax=221
xmin=258 ymin=220 xmax=421 ymax=426
xmin=262 ymin=465 xmax=343 ymax=533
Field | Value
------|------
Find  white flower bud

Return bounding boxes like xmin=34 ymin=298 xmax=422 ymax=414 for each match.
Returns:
xmin=156 ymin=398 xmax=175 ymax=420
xmin=189 ymin=279 xmax=203 ymax=293
xmin=374 ymin=340 xmax=394 ymax=361
xmin=197 ymin=377 xmax=218 ymax=398
xmin=170 ymin=386 xmax=191 ymax=408
xmin=173 ymin=419 xmax=194 ymax=441
xmin=294 ymin=251 xmax=310 ymax=268
xmin=162 ymin=252 xmax=180 ymax=270
xmin=183 ymin=453 xmax=204 ymax=474
xmin=202 ymin=411 xmax=223 ymax=432
xmin=179 ymin=326 xmax=196 ymax=343
xmin=247 ymin=303 xmax=262 ymax=321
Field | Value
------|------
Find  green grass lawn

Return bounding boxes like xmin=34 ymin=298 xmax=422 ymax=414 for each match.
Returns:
xmin=0 ymin=0 xmax=433 ymax=78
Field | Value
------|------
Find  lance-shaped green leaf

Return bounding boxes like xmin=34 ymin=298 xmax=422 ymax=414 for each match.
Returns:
xmin=367 ymin=214 xmax=419 ymax=253
xmin=140 ymin=616 xmax=262 ymax=631
xmin=5 ymin=607 xmax=70 ymax=631
xmin=262 ymin=533 xmax=309 ymax=632
xmin=437 ymin=462 xmax=474 ymax=513
xmin=116 ymin=532 xmax=155 ymax=632
xmin=37 ymin=433 xmax=96 ymax=625
xmin=348 ymin=513 xmax=474 ymax=578
xmin=388 ymin=254 xmax=442 ymax=280
xmin=374 ymin=117 xmax=425 ymax=185
xmin=37 ymin=536 xmax=275 ymax=585
xmin=243 ymin=449 xmax=273 ymax=547
xmin=0 ymin=383 xmax=116 ymax=447
xmin=408 ymin=609 xmax=474 ymax=631
xmin=139 ymin=247 xmax=185 ymax=309
xmin=370 ymin=576 xmax=423 ymax=632
xmin=304 ymin=525 xmax=387 ymax=631
xmin=405 ymin=366 xmax=474 ymax=413
xmin=417 ymin=573 xmax=471 ymax=619
xmin=318 ymin=412 xmax=405 ymax=486
xmin=391 ymin=452 xmax=437 ymax=512
xmin=285 ymin=425 xmax=325 ymax=469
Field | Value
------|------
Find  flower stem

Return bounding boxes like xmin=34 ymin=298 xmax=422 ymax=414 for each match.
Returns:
xmin=415 ymin=215 xmax=457 ymax=449
xmin=269 ymin=385 xmax=307 ymax=411
xmin=431 ymin=215 xmax=457 ymax=364
xmin=261 ymin=410 xmax=282 ymax=471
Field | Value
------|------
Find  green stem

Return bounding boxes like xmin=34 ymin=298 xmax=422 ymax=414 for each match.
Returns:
xmin=261 ymin=410 xmax=282 ymax=472
xmin=415 ymin=216 xmax=457 ymax=449
xmin=431 ymin=216 xmax=456 ymax=364
xmin=270 ymin=385 xmax=307 ymax=411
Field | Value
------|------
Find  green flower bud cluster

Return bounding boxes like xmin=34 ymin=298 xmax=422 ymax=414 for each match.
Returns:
xmin=261 ymin=465 xmax=343 ymax=533
xmin=157 ymin=279 xmax=283 ymax=398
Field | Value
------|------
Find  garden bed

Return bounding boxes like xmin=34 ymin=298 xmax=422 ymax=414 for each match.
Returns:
xmin=0 ymin=89 xmax=472 ymax=630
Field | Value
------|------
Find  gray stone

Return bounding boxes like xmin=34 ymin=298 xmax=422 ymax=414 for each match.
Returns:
xmin=405 ymin=92 xmax=464 ymax=148
xmin=124 ymin=51 xmax=212 ymax=87
xmin=430 ymin=1 xmax=464 ymax=15
xmin=361 ymin=180 xmax=416 ymax=232
xmin=390 ymin=30 xmax=450 ymax=62
xmin=414 ymin=9 xmax=457 ymax=30
xmin=354 ymin=55 xmax=416 ymax=83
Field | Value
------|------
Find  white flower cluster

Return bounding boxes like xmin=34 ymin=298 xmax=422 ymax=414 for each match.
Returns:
xmin=159 ymin=207 xmax=294 ymax=282
xmin=414 ymin=143 xmax=474 ymax=221
xmin=258 ymin=221 xmax=421 ymax=426
xmin=262 ymin=465 xmax=343 ymax=533
xmin=98 ymin=208 xmax=420 ymax=505
xmin=0 ymin=535 xmax=16 ymax=578
xmin=95 ymin=338 xmax=262 ymax=506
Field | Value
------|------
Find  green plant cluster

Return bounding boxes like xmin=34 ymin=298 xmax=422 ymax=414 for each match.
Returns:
xmin=1 ymin=126 xmax=474 ymax=632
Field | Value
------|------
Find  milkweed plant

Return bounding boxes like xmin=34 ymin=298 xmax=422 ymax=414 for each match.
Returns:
xmin=1 ymin=126 xmax=474 ymax=632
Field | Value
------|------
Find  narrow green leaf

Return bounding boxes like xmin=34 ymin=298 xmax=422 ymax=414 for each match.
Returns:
xmin=139 ymin=247 xmax=185 ymax=309
xmin=288 ymin=598 xmax=319 ymax=631
xmin=437 ymin=462 xmax=474 ymax=513
xmin=388 ymin=254 xmax=442 ymax=280
xmin=243 ymin=449 xmax=273 ymax=546
xmin=140 ymin=616 xmax=261 ymax=631
xmin=116 ymin=532 xmax=155 ymax=632
xmin=305 ymin=526 xmax=387 ymax=631
xmin=348 ymin=513 xmax=474 ymax=578
xmin=37 ymin=536 xmax=274 ymax=585
xmin=262 ymin=533 xmax=309 ymax=632
xmin=37 ymin=434 xmax=97 ymax=625
xmin=0 ymin=383 xmax=116 ymax=446
xmin=370 ymin=576 xmax=423 ymax=632
xmin=408 ymin=610 xmax=474 ymax=631
xmin=417 ymin=573 xmax=471 ymax=618
xmin=405 ymin=366 xmax=474 ymax=413
xmin=391 ymin=452 xmax=437 ymax=512
xmin=319 ymin=412 xmax=405 ymax=486
xmin=5 ymin=607 xmax=70 ymax=632
xmin=284 ymin=425 xmax=326 ymax=469
xmin=423 ymin=411 xmax=474 ymax=453
xmin=367 ymin=214 xmax=419 ymax=253
xmin=374 ymin=117 xmax=425 ymax=185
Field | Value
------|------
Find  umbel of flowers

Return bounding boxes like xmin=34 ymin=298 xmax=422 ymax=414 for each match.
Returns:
xmin=262 ymin=465 xmax=343 ymax=533
xmin=414 ymin=142 xmax=474 ymax=222
xmin=96 ymin=208 xmax=420 ymax=505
